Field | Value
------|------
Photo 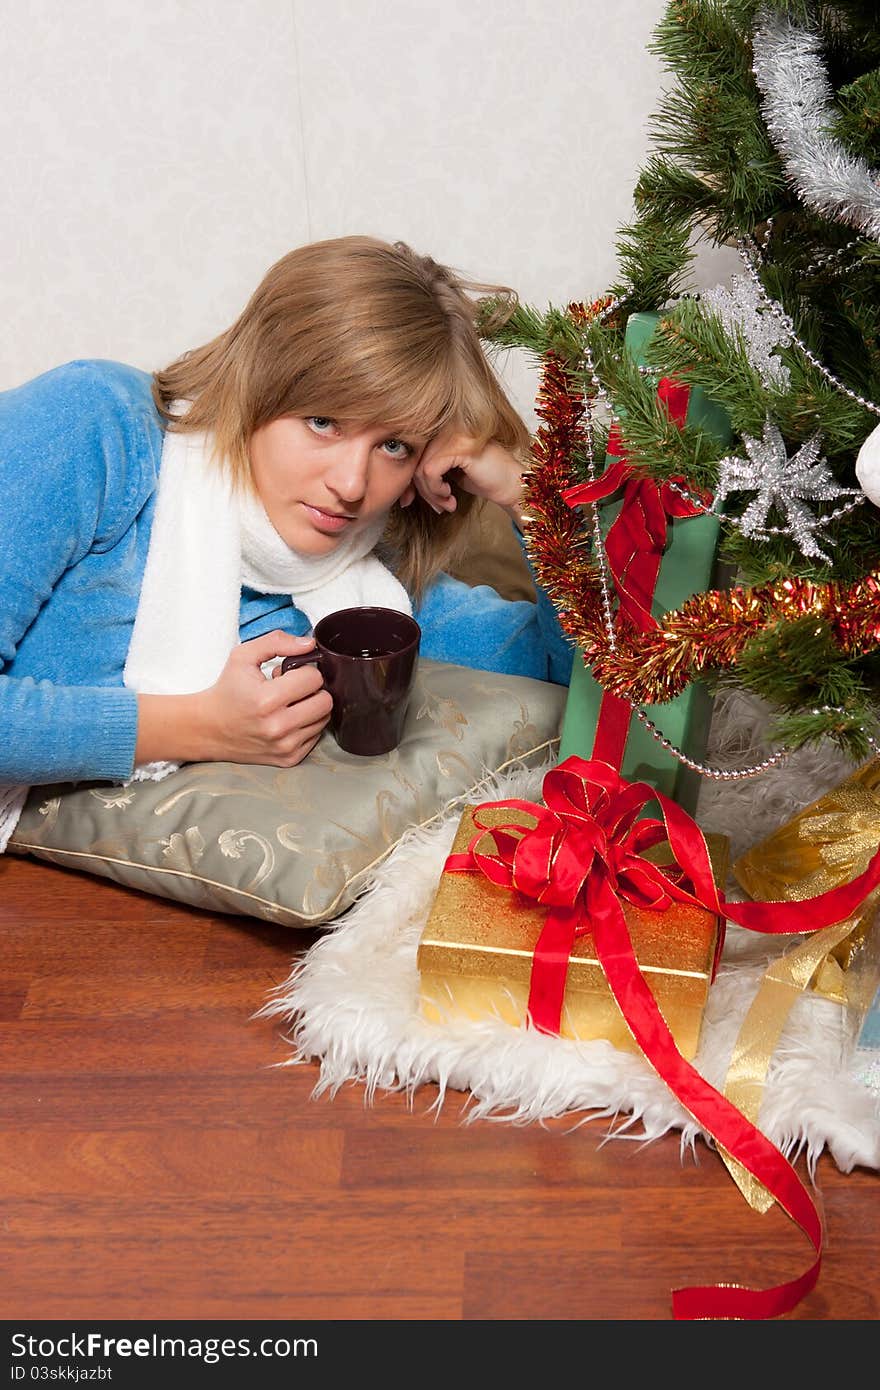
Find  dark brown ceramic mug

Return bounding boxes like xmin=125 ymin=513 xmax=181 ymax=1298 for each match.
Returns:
xmin=281 ymin=606 xmax=421 ymax=756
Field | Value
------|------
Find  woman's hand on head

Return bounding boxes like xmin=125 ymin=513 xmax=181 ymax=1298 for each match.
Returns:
xmin=135 ymin=630 xmax=333 ymax=770
xmin=411 ymin=430 xmax=526 ymax=520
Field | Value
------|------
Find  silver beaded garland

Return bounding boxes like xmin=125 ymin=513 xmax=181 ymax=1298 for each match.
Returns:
xmin=737 ymin=235 xmax=880 ymax=420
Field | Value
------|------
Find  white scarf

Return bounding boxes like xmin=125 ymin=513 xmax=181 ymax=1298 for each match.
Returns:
xmin=0 ymin=411 xmax=411 ymax=848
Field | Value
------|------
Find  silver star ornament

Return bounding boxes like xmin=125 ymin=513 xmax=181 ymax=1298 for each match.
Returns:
xmin=713 ymin=417 xmax=861 ymax=562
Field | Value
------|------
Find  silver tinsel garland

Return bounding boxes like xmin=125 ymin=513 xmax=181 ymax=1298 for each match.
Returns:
xmin=751 ymin=6 xmax=880 ymax=242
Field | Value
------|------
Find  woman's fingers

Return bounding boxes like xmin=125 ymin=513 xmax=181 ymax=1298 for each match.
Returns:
xmin=240 ymin=628 xmax=317 ymax=669
xmin=413 ymin=439 xmax=461 ymax=512
xmin=198 ymin=633 xmax=334 ymax=768
xmin=414 ymin=433 xmax=523 ymax=512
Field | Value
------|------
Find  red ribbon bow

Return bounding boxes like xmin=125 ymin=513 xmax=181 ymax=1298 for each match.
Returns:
xmin=561 ymin=379 xmax=711 ymax=631
xmin=447 ymin=755 xmax=723 ymax=1034
xmin=445 ymin=755 xmax=880 ymax=1321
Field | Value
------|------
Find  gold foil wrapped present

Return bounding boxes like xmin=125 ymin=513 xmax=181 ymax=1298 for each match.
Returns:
xmin=417 ymin=805 xmax=729 ymax=1059
xmin=733 ymin=758 xmax=880 ymax=1011
xmin=718 ymin=760 xmax=880 ymax=1211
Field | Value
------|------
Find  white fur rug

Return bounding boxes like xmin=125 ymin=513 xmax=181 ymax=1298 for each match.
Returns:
xmin=259 ymin=690 xmax=880 ymax=1176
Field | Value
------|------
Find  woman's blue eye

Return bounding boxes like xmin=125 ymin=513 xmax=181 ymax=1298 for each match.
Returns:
xmin=307 ymin=416 xmax=335 ymax=432
xmin=383 ymin=438 xmax=413 ymax=458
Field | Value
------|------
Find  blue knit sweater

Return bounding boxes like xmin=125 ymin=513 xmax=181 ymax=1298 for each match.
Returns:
xmin=0 ymin=360 xmax=573 ymax=786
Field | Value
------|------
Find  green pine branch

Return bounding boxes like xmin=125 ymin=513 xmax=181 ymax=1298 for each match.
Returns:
xmin=833 ymin=68 xmax=880 ymax=158
xmin=483 ymin=1 xmax=880 ymax=757
xmin=728 ymin=617 xmax=879 ymax=758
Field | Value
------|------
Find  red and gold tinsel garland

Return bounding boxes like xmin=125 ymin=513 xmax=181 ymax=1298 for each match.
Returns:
xmin=522 ymin=304 xmax=880 ymax=702
xmin=522 ymin=301 xmax=608 ymax=638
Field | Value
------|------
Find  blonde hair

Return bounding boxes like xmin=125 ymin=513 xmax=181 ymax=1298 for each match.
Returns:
xmin=152 ymin=236 xmax=530 ymax=599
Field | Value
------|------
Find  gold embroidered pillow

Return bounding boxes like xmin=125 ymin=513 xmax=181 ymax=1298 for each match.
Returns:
xmin=9 ymin=659 xmax=566 ymax=927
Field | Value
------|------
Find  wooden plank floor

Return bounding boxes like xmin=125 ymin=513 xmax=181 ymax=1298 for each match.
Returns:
xmin=1 ymin=852 xmax=877 ymax=1323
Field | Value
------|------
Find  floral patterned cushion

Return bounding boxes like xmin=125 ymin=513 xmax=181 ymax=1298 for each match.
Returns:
xmin=9 ymin=659 xmax=566 ymax=927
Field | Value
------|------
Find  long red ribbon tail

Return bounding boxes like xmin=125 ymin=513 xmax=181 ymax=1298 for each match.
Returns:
xmin=586 ymin=377 xmax=693 ymax=766
xmin=524 ymin=906 xmax=580 ymax=1035
xmin=590 ymin=689 xmax=633 ymax=768
xmin=588 ymin=874 xmax=821 ymax=1320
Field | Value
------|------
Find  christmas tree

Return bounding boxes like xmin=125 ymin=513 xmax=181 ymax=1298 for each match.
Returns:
xmin=488 ymin=0 xmax=880 ymax=765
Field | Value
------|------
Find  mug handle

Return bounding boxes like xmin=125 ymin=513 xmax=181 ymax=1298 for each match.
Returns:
xmin=281 ymin=652 xmax=322 ymax=674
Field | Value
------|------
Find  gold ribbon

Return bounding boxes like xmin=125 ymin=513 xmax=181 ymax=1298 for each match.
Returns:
xmin=720 ymin=917 xmax=863 ymax=1211
xmin=726 ymin=759 xmax=880 ymax=1210
xmin=734 ymin=762 xmax=880 ymax=906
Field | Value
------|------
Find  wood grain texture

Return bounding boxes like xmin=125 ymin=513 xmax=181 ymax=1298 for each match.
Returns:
xmin=1 ymin=852 xmax=877 ymax=1323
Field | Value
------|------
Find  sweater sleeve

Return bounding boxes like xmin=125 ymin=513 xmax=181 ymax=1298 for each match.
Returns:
xmin=0 ymin=362 xmax=146 ymax=784
xmin=0 ymin=677 xmax=139 ymax=784
xmin=414 ymin=545 xmax=574 ymax=687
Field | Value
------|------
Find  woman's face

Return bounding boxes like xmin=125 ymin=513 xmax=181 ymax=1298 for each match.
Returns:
xmin=248 ymin=415 xmax=425 ymax=555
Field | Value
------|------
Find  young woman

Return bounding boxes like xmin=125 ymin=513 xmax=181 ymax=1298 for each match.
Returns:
xmin=0 ymin=235 xmax=572 ymax=833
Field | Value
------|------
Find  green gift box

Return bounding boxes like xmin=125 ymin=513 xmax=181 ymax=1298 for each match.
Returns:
xmin=558 ymin=311 xmax=732 ymax=813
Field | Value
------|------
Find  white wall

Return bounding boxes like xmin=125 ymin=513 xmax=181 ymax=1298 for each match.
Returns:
xmin=1 ymin=0 xmax=739 ymax=417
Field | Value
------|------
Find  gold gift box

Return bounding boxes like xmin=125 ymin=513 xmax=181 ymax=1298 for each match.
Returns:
xmin=417 ymin=805 xmax=729 ymax=1059
xmin=733 ymin=758 xmax=880 ymax=1013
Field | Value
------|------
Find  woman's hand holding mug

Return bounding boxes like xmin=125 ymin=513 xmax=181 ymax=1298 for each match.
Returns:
xmin=190 ymin=630 xmax=332 ymax=767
